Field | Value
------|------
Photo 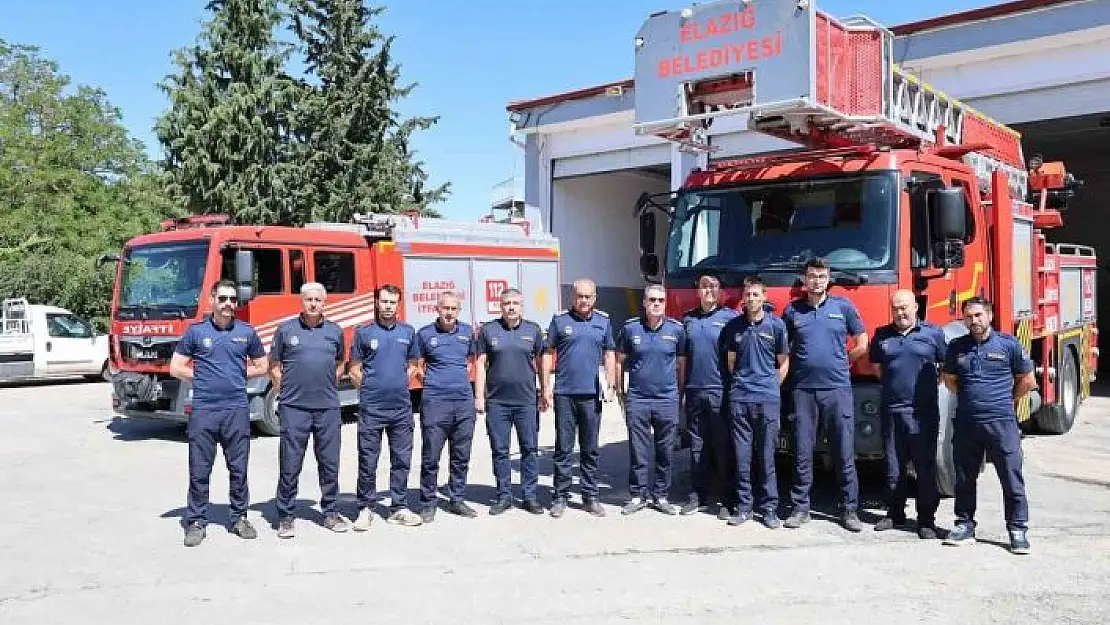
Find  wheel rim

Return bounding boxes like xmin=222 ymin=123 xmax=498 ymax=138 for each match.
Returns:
xmin=1063 ymin=355 xmax=1078 ymax=418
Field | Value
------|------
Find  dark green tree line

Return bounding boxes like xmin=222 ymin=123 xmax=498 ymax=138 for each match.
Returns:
xmin=0 ymin=40 xmax=174 ymax=326
xmin=157 ymin=0 xmax=448 ymax=225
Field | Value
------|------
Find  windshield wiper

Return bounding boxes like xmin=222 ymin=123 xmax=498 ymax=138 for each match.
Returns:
xmin=829 ymin=267 xmax=868 ymax=285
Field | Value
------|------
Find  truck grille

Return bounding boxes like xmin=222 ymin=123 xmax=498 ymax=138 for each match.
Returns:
xmin=118 ymin=337 xmax=178 ymax=365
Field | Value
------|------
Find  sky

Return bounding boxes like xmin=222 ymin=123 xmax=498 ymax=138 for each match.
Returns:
xmin=1 ymin=0 xmax=1001 ymax=222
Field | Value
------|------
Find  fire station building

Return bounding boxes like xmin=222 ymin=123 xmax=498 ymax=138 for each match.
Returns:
xmin=503 ymin=0 xmax=1110 ymax=348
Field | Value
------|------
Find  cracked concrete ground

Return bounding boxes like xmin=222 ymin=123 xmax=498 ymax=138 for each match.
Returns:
xmin=1 ymin=380 xmax=1108 ymax=624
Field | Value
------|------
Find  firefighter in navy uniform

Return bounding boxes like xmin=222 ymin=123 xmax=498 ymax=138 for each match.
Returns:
xmin=348 ymin=284 xmax=424 ymax=529
xmin=415 ymin=291 xmax=480 ymax=522
xmin=169 ymin=279 xmax=268 ymax=548
xmin=942 ymin=297 xmax=1036 ymax=554
xmin=542 ymin=278 xmax=618 ymax=518
xmin=723 ymin=275 xmax=790 ymax=528
xmin=475 ymin=287 xmax=546 ymax=515
xmin=868 ymin=290 xmax=945 ymax=539
xmin=617 ymin=285 xmax=687 ymax=515
xmin=679 ymin=271 xmax=739 ymax=518
xmin=269 ymin=282 xmax=349 ymax=538
xmin=781 ymin=258 xmax=869 ymax=532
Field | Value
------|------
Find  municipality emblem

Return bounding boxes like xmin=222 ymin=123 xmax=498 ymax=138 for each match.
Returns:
xmin=632 ymin=335 xmax=641 ymax=345
xmin=370 ymin=338 xmax=379 ymax=350
xmin=290 ymin=335 xmax=300 ymax=347
xmin=202 ymin=337 xmax=213 ymax=349
xmin=430 ymin=337 xmax=439 ymax=347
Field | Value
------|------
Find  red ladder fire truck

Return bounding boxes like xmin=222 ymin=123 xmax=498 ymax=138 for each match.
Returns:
xmin=102 ymin=212 xmax=561 ymax=435
xmin=631 ymin=0 xmax=1097 ymax=494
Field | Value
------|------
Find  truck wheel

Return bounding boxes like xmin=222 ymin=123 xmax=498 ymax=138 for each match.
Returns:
xmin=255 ymin=389 xmax=282 ymax=437
xmin=1036 ymin=348 xmax=1079 ymax=434
xmin=935 ymin=382 xmax=957 ymax=498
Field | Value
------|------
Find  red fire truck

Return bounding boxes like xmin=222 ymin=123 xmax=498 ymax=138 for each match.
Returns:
xmin=632 ymin=0 xmax=1097 ymax=494
xmin=102 ymin=212 xmax=561 ymax=435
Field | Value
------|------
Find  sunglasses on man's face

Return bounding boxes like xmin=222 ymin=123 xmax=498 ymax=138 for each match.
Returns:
xmin=216 ymin=295 xmax=238 ymax=304
xmin=646 ymin=297 xmax=666 ymax=303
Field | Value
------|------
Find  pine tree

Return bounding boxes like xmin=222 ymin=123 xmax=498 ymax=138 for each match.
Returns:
xmin=156 ymin=0 xmax=301 ymax=224
xmin=290 ymin=0 xmax=448 ymax=222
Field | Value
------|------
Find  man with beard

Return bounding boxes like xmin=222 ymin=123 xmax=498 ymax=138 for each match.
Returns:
xmin=415 ymin=291 xmax=479 ymax=522
xmin=269 ymin=282 xmax=349 ymax=537
xmin=942 ymin=297 xmax=1035 ymax=554
xmin=618 ymin=284 xmax=686 ymax=516
xmin=349 ymin=284 xmax=424 ymax=529
xmin=475 ymin=287 xmax=546 ymax=515
xmin=781 ymin=258 xmax=869 ymax=532
xmin=723 ymin=275 xmax=789 ymax=528
xmin=170 ymin=279 xmax=268 ymax=547
xmin=679 ymin=271 xmax=738 ymax=518
xmin=868 ymin=290 xmax=945 ymax=539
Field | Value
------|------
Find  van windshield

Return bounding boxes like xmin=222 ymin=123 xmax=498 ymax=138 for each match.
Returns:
xmin=116 ymin=240 xmax=210 ymax=320
xmin=665 ymin=172 xmax=899 ymax=285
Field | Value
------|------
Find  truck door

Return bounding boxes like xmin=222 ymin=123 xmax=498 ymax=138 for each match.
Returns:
xmin=43 ymin=312 xmax=100 ymax=375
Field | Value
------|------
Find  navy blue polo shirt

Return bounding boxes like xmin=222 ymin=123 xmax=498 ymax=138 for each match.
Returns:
xmin=724 ymin=312 xmax=789 ymax=403
xmin=350 ymin=320 xmax=419 ymax=411
xmin=681 ymin=306 xmax=739 ymax=391
xmin=477 ymin=318 xmax=545 ymax=406
xmin=416 ymin=320 xmax=476 ymax=400
xmin=618 ymin=317 xmax=685 ymax=402
xmin=175 ymin=316 xmax=265 ymax=410
xmin=943 ymin=330 xmax=1034 ymax=423
xmin=546 ymin=310 xmax=616 ymax=396
xmin=869 ymin=322 xmax=947 ymax=411
xmin=783 ymin=295 xmax=865 ymax=389
xmin=269 ymin=316 xmax=345 ymax=409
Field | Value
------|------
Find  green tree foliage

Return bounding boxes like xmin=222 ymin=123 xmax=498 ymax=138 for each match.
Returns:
xmin=290 ymin=0 xmax=448 ymax=221
xmin=0 ymin=40 xmax=173 ymax=326
xmin=155 ymin=0 xmax=301 ymax=225
xmin=157 ymin=0 xmax=448 ymax=226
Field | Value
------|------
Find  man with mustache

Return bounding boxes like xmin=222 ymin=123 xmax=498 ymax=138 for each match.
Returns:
xmin=170 ymin=279 xmax=268 ymax=547
xmin=942 ymin=297 xmax=1035 ymax=554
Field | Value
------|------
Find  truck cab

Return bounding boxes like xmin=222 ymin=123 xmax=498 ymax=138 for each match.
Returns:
xmin=0 ymin=298 xmax=111 ymax=383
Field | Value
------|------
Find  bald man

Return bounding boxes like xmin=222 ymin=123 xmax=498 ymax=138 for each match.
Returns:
xmin=868 ymin=290 xmax=946 ymax=539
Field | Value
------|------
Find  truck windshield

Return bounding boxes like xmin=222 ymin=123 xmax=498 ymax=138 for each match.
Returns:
xmin=665 ymin=172 xmax=898 ymax=284
xmin=116 ymin=240 xmax=210 ymax=320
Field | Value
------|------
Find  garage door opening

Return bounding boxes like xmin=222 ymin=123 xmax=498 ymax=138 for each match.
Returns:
xmin=551 ymin=166 xmax=670 ymax=322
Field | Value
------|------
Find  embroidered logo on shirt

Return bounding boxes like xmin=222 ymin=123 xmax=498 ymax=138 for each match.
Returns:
xmin=490 ymin=337 xmax=499 ymax=347
xmin=758 ymin=332 xmax=774 ymax=341
xmin=457 ymin=335 xmax=469 ymax=343
xmin=632 ymin=335 xmax=642 ymax=345
xmin=986 ymin=351 xmax=1007 ymax=361
xmin=661 ymin=334 xmax=677 ymax=342
xmin=563 ymin=325 xmax=573 ymax=335
xmin=828 ymin=313 xmax=845 ymax=319
xmin=232 ymin=337 xmax=247 ymax=343
xmin=290 ymin=335 xmax=300 ymax=347
xmin=430 ymin=337 xmax=439 ymax=347
xmin=369 ymin=338 xmax=379 ymax=350
xmin=202 ymin=337 xmax=213 ymax=349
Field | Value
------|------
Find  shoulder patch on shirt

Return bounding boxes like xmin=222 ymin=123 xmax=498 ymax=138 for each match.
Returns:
xmin=594 ymin=309 xmax=609 ymax=317
xmin=624 ymin=317 xmax=640 ymax=325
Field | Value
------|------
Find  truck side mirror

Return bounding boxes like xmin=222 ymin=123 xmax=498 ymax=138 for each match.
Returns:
xmin=640 ymin=254 xmax=660 ymax=278
xmin=927 ymin=188 xmax=967 ymax=269
xmin=234 ymin=249 xmax=255 ymax=304
xmin=639 ymin=211 xmax=656 ymax=255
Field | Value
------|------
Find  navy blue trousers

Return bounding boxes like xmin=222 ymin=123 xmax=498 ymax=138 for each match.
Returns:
xmin=790 ymin=388 xmax=859 ymax=512
xmin=186 ymin=406 xmax=250 ymax=526
xmin=276 ymin=405 xmax=341 ymax=519
xmin=486 ymin=402 xmax=539 ymax=501
xmin=419 ymin=398 xmax=476 ymax=506
xmin=625 ymin=400 xmax=679 ymax=500
xmin=357 ymin=406 xmax=415 ymax=511
xmin=685 ymin=389 xmax=735 ymax=507
xmin=731 ymin=400 xmax=781 ymax=516
xmin=553 ymin=394 xmax=602 ymax=501
xmin=953 ymin=417 xmax=1028 ymax=531
xmin=882 ymin=406 xmax=940 ymax=526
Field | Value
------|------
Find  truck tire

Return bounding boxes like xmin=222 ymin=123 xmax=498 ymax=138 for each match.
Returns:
xmin=935 ymin=382 xmax=957 ymax=498
xmin=1036 ymin=348 xmax=1079 ymax=435
xmin=255 ymin=389 xmax=282 ymax=437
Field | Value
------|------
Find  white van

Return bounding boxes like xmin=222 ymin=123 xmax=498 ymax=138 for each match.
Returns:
xmin=0 ymin=298 xmax=111 ymax=383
